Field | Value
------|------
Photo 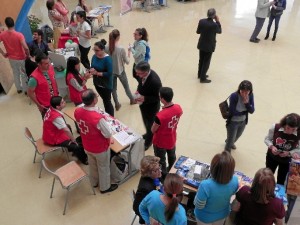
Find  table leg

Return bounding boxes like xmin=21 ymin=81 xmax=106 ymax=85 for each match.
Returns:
xmin=285 ymin=194 xmax=297 ymax=223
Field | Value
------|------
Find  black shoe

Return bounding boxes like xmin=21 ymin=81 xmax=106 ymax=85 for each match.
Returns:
xmin=100 ymin=184 xmax=118 ymax=194
xmin=144 ymin=143 xmax=152 ymax=151
xmin=255 ymin=38 xmax=260 ymax=42
xmin=17 ymin=90 xmax=22 ymax=94
xmin=272 ymin=36 xmax=276 ymax=41
xmin=200 ymin=79 xmax=211 ymax=83
xmin=249 ymin=39 xmax=259 ymax=43
xmin=198 ymin=75 xmax=208 ymax=79
xmin=24 ymin=91 xmax=27 ymax=95
xmin=142 ymin=134 xmax=147 ymax=139
xmin=93 ymin=184 xmax=98 ymax=188
xmin=264 ymin=34 xmax=269 ymax=40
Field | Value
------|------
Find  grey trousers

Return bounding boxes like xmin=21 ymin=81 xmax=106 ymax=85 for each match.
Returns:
xmin=9 ymin=59 xmax=27 ymax=92
xmin=112 ymin=71 xmax=134 ymax=105
xmin=250 ymin=17 xmax=266 ymax=40
xmin=86 ymin=149 xmax=111 ymax=191
xmin=225 ymin=120 xmax=246 ymax=151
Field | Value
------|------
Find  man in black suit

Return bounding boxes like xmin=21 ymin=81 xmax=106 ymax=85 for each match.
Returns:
xmin=197 ymin=8 xmax=222 ymax=83
xmin=134 ymin=62 xmax=162 ymax=150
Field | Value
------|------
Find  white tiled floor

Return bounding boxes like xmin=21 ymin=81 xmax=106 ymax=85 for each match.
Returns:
xmin=1 ymin=0 xmax=300 ymax=224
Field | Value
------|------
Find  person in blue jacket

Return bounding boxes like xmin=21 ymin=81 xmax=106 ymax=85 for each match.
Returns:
xmin=225 ymin=80 xmax=255 ymax=152
xmin=265 ymin=0 xmax=287 ymax=41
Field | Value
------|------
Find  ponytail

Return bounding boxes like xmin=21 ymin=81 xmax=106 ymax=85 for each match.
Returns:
xmin=108 ymin=29 xmax=120 ymax=55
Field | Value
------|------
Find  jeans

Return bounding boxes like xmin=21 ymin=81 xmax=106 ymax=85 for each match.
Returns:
xmin=154 ymin=145 xmax=176 ymax=176
xmin=112 ymin=71 xmax=134 ymax=105
xmin=78 ymin=45 xmax=91 ymax=69
xmin=225 ymin=120 xmax=246 ymax=151
xmin=250 ymin=17 xmax=266 ymax=40
xmin=198 ymin=50 xmax=212 ymax=80
xmin=265 ymin=153 xmax=289 ymax=185
xmin=95 ymin=85 xmax=114 ymax=117
xmin=266 ymin=15 xmax=282 ymax=37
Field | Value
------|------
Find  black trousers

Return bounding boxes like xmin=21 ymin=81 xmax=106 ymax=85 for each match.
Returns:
xmin=198 ymin=50 xmax=212 ymax=80
xmin=79 ymin=45 xmax=91 ymax=69
xmin=265 ymin=153 xmax=290 ymax=185
xmin=132 ymin=63 xmax=140 ymax=82
xmin=154 ymin=145 xmax=176 ymax=176
xmin=139 ymin=102 xmax=160 ymax=146
xmin=58 ymin=140 xmax=88 ymax=164
xmin=95 ymin=85 xmax=114 ymax=117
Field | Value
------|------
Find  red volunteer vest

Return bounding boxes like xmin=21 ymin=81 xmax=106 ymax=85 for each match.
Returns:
xmin=66 ymin=73 xmax=87 ymax=104
xmin=42 ymin=107 xmax=69 ymax=145
xmin=31 ymin=65 xmax=58 ymax=107
xmin=153 ymin=104 xmax=183 ymax=149
xmin=74 ymin=107 xmax=110 ymax=153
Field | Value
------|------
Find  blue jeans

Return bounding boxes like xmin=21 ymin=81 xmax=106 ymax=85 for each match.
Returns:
xmin=266 ymin=15 xmax=282 ymax=37
xmin=225 ymin=120 xmax=246 ymax=151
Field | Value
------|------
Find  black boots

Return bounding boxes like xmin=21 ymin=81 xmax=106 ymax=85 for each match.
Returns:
xmin=264 ymin=33 xmax=276 ymax=41
xmin=264 ymin=33 xmax=269 ymax=40
xmin=272 ymin=35 xmax=276 ymax=41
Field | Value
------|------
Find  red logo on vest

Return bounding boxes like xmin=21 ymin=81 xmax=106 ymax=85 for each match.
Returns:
xmin=78 ymin=120 xmax=89 ymax=134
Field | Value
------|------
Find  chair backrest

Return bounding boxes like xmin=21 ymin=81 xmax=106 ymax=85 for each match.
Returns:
xmin=24 ymin=127 xmax=37 ymax=147
xmin=41 ymin=159 xmax=57 ymax=177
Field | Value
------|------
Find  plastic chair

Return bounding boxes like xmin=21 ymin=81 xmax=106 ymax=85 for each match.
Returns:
xmin=24 ymin=127 xmax=69 ymax=178
xmin=42 ymin=160 xmax=96 ymax=215
xmin=131 ymin=190 xmax=137 ymax=225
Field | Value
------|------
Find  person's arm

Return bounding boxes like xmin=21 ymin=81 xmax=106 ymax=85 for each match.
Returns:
xmin=143 ymin=77 xmax=162 ymax=104
xmin=53 ymin=117 xmax=76 ymax=142
xmin=193 ymin=183 xmax=208 ymax=209
xmin=20 ymin=39 xmax=30 ymax=57
xmin=214 ymin=15 xmax=222 ymax=34
xmin=196 ymin=20 xmax=202 ymax=34
xmin=275 ymin=0 xmax=286 ymax=11
xmin=151 ymin=117 xmax=160 ymax=134
xmin=101 ymin=56 xmax=113 ymax=78
xmin=27 ymin=77 xmax=46 ymax=112
xmin=245 ymin=93 xmax=255 ymax=114
xmin=0 ymin=47 xmax=8 ymax=57
xmin=54 ymin=2 xmax=68 ymax=16
xmin=97 ymin=118 xmax=113 ymax=138
xmin=258 ymin=0 xmax=274 ymax=9
xmin=131 ymin=42 xmax=146 ymax=60
xmin=69 ymin=77 xmax=84 ymax=92
xmin=228 ymin=93 xmax=238 ymax=117
xmin=121 ymin=47 xmax=130 ymax=65
xmin=51 ymin=10 xmax=64 ymax=21
xmin=78 ymin=22 xmax=91 ymax=39
xmin=139 ymin=194 xmax=151 ymax=225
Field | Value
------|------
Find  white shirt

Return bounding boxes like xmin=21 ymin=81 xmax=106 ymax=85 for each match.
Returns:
xmin=77 ymin=21 xmax=91 ymax=48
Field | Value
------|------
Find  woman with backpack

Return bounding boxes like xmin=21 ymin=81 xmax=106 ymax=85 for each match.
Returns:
xmin=107 ymin=29 xmax=135 ymax=111
xmin=129 ymin=27 xmax=150 ymax=82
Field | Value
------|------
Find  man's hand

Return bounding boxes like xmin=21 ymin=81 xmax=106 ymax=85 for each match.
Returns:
xmin=214 ymin=15 xmax=220 ymax=22
xmin=270 ymin=145 xmax=280 ymax=155
xmin=279 ymin=151 xmax=290 ymax=157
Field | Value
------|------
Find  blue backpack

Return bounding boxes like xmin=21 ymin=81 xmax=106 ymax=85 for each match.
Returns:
xmin=140 ymin=42 xmax=150 ymax=62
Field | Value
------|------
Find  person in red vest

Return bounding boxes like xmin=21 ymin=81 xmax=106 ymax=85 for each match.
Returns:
xmin=151 ymin=87 xmax=183 ymax=177
xmin=74 ymin=89 xmax=118 ymax=193
xmin=28 ymin=53 xmax=59 ymax=118
xmin=43 ymin=96 xmax=88 ymax=164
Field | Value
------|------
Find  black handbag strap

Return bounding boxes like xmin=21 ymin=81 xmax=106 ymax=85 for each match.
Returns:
xmin=224 ymin=95 xmax=230 ymax=101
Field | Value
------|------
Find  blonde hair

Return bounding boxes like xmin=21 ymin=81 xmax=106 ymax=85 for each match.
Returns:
xmin=140 ymin=155 xmax=160 ymax=177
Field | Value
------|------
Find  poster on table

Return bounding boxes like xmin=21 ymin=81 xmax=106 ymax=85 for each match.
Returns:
xmin=286 ymin=159 xmax=300 ymax=196
xmin=120 ymin=0 xmax=132 ymax=15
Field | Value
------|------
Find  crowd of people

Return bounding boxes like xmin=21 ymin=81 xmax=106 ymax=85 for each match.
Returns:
xmin=0 ymin=0 xmax=299 ymax=224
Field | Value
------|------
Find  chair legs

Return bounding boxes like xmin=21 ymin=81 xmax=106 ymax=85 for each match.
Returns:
xmin=39 ymin=155 xmax=46 ymax=178
xmin=50 ymin=177 xmax=55 ymax=198
xmin=63 ymin=189 xmax=70 ymax=215
xmin=131 ymin=215 xmax=137 ymax=225
xmin=33 ymin=150 xmax=38 ymax=163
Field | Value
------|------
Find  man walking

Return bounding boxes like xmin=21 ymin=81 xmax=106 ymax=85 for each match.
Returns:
xmin=0 ymin=17 xmax=30 ymax=93
xmin=27 ymin=53 xmax=59 ymax=118
xmin=196 ymin=8 xmax=222 ymax=83
xmin=43 ymin=96 xmax=88 ymax=164
xmin=74 ymin=89 xmax=118 ymax=193
xmin=151 ymin=87 xmax=183 ymax=177
xmin=134 ymin=61 xmax=162 ymax=150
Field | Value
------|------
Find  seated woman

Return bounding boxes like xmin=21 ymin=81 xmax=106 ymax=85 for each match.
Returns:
xmin=139 ymin=173 xmax=187 ymax=225
xmin=234 ymin=168 xmax=285 ymax=225
xmin=194 ymin=151 xmax=238 ymax=225
xmin=133 ymin=155 xmax=162 ymax=225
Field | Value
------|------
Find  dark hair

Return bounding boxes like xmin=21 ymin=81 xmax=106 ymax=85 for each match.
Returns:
xmin=94 ymin=39 xmax=107 ymax=50
xmin=82 ymin=89 xmax=97 ymax=106
xmin=135 ymin=61 xmax=150 ymax=72
xmin=279 ymin=113 xmax=300 ymax=129
xmin=33 ymin=29 xmax=44 ymax=39
xmin=108 ymin=29 xmax=120 ymax=55
xmin=4 ymin=17 xmax=14 ymax=28
xmin=78 ymin=0 xmax=88 ymax=12
xmin=163 ymin=173 xmax=183 ymax=222
xmin=46 ymin=0 xmax=55 ymax=10
xmin=237 ymin=80 xmax=253 ymax=94
xmin=250 ymin=168 xmax=275 ymax=204
xmin=76 ymin=10 xmax=87 ymax=22
xmin=66 ymin=57 xmax=83 ymax=86
xmin=159 ymin=87 xmax=173 ymax=103
xmin=50 ymin=96 xmax=63 ymax=108
xmin=135 ymin=28 xmax=148 ymax=42
xmin=207 ymin=8 xmax=216 ymax=19
xmin=35 ymin=53 xmax=48 ymax=64
xmin=210 ymin=151 xmax=235 ymax=184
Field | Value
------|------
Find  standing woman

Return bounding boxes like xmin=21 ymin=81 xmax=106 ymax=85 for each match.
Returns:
xmin=225 ymin=80 xmax=255 ymax=152
xmin=90 ymin=39 xmax=114 ymax=116
xmin=194 ymin=151 xmax=238 ymax=225
xmin=66 ymin=56 xmax=91 ymax=106
xmin=76 ymin=0 xmax=89 ymax=13
xmin=76 ymin=11 xmax=91 ymax=70
xmin=108 ymin=29 xmax=135 ymax=111
xmin=54 ymin=0 xmax=69 ymax=28
xmin=129 ymin=28 xmax=149 ymax=82
xmin=264 ymin=0 xmax=286 ymax=41
xmin=264 ymin=113 xmax=300 ymax=185
xmin=139 ymin=173 xmax=187 ymax=225
xmin=46 ymin=0 xmax=64 ymax=49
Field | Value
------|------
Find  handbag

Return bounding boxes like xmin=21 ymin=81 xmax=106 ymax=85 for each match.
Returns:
xmin=219 ymin=96 xmax=230 ymax=119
